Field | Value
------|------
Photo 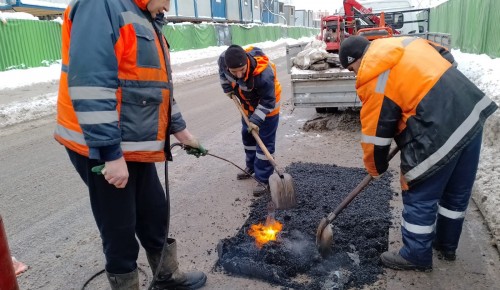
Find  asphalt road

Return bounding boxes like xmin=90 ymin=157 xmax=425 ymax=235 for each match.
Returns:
xmin=1 ymin=45 xmax=499 ymax=289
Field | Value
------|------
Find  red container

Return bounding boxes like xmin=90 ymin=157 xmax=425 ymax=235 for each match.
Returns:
xmin=0 ymin=215 xmax=19 ymax=290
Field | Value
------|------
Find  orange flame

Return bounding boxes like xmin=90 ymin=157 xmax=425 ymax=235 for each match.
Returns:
xmin=248 ymin=216 xmax=283 ymax=249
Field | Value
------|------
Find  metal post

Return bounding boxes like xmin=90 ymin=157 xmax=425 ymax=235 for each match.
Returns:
xmin=0 ymin=215 xmax=19 ymax=290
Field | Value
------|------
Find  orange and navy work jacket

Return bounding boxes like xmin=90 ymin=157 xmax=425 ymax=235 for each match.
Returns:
xmin=54 ymin=0 xmax=186 ymax=163
xmin=355 ymin=37 xmax=497 ymax=189
xmin=218 ymin=46 xmax=281 ymax=126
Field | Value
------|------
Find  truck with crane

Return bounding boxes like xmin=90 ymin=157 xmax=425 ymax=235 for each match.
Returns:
xmin=289 ymin=0 xmax=450 ymax=113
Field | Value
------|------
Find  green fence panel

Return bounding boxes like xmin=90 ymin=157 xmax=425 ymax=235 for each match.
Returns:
xmin=162 ymin=24 xmax=196 ymax=51
xmin=192 ymin=23 xmax=217 ymax=49
xmin=429 ymin=0 xmax=498 ymax=58
xmin=448 ymin=0 xmax=466 ymax=48
xmin=485 ymin=0 xmax=500 ymax=57
xmin=0 ymin=20 xmax=61 ymax=71
xmin=460 ymin=0 xmax=488 ymax=54
xmin=0 ymin=20 xmax=321 ymax=71
xmin=163 ymin=23 xmax=217 ymax=51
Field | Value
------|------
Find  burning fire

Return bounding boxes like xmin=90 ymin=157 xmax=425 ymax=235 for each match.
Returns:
xmin=248 ymin=216 xmax=283 ymax=249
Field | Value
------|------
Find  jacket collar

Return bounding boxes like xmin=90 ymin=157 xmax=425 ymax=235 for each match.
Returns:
xmin=134 ymin=0 xmax=150 ymax=10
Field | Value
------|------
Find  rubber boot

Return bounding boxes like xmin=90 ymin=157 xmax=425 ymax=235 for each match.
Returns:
xmin=147 ymin=238 xmax=207 ymax=290
xmin=106 ymin=268 xmax=139 ymax=290
xmin=237 ymin=168 xmax=254 ymax=180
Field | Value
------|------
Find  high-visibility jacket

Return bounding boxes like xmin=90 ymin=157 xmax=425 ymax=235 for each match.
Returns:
xmin=218 ymin=46 xmax=281 ymax=126
xmin=355 ymin=37 xmax=497 ymax=189
xmin=54 ymin=0 xmax=185 ymax=163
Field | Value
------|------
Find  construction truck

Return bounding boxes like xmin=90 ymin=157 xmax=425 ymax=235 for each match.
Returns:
xmin=288 ymin=0 xmax=450 ymax=113
xmin=317 ymin=0 xmax=403 ymax=53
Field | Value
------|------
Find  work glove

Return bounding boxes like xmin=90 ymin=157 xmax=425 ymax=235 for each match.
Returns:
xmin=247 ymin=121 xmax=260 ymax=134
xmin=186 ymin=143 xmax=207 ymax=158
xmin=183 ymin=137 xmax=208 ymax=158
xmin=225 ymin=91 xmax=236 ymax=100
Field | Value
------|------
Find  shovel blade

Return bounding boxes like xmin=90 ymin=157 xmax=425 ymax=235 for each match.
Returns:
xmin=316 ymin=220 xmax=333 ymax=257
xmin=269 ymin=172 xmax=296 ymax=210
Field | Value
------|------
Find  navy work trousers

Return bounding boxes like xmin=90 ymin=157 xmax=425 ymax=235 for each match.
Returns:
xmin=399 ymin=130 xmax=482 ymax=266
xmin=241 ymin=114 xmax=279 ymax=183
xmin=66 ymin=149 xmax=167 ymax=274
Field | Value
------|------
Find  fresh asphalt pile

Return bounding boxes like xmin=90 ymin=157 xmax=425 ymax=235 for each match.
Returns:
xmin=216 ymin=163 xmax=394 ymax=289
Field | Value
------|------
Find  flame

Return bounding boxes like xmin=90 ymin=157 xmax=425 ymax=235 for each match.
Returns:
xmin=248 ymin=216 xmax=283 ymax=249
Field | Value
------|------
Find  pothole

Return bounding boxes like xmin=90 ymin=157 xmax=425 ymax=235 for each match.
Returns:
xmin=216 ymin=163 xmax=394 ymax=289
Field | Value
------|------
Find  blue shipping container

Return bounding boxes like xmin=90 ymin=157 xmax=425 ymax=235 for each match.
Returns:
xmin=261 ymin=0 xmax=274 ymax=23
xmin=211 ymin=0 xmax=226 ymax=20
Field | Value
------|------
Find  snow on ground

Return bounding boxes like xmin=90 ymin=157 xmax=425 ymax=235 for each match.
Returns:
xmin=0 ymin=42 xmax=499 ymax=249
xmin=453 ymin=50 xmax=500 ymax=248
xmin=0 ymin=37 xmax=309 ymax=127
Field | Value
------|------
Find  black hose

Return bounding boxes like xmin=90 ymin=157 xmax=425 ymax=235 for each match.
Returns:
xmin=147 ymin=145 xmax=174 ymax=290
xmin=81 ymin=144 xmax=177 ymax=290
xmin=81 ymin=142 xmax=266 ymax=289
xmin=171 ymin=142 xmax=269 ymax=193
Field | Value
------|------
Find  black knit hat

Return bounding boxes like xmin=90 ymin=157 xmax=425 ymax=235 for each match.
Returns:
xmin=339 ymin=36 xmax=370 ymax=68
xmin=225 ymin=45 xmax=248 ymax=68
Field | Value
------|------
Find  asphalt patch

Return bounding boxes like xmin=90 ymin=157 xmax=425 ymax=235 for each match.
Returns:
xmin=216 ymin=162 xmax=394 ymax=289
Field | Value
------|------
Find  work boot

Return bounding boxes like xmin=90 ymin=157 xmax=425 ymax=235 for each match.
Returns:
xmin=432 ymin=243 xmax=456 ymax=261
xmin=237 ymin=168 xmax=254 ymax=180
xmin=146 ymin=238 xmax=207 ymax=290
xmin=106 ymin=268 xmax=139 ymax=290
xmin=253 ymin=183 xmax=268 ymax=197
xmin=380 ymin=251 xmax=432 ymax=272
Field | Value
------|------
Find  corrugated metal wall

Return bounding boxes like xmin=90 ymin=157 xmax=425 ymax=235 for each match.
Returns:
xmin=226 ymin=0 xmax=240 ymax=22
xmin=0 ymin=20 xmax=61 ymax=71
xmin=177 ymin=0 xmax=196 ymax=18
xmin=284 ymin=5 xmax=294 ymax=26
xmin=252 ymin=0 xmax=261 ymax=23
xmin=240 ymin=0 xmax=252 ymax=22
xmin=430 ymin=0 xmax=499 ymax=58
xmin=196 ymin=0 xmax=212 ymax=19
xmin=0 ymin=19 xmax=318 ymax=71
xmin=295 ymin=10 xmax=306 ymax=27
xmin=166 ymin=0 xmax=178 ymax=17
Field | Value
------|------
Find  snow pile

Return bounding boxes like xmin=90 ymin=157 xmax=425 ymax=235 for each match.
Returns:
xmin=0 ymin=11 xmax=40 ymax=21
xmin=453 ymin=49 xmax=500 ymax=248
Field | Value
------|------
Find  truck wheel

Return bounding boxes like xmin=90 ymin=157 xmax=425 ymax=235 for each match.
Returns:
xmin=315 ymin=107 xmax=339 ymax=114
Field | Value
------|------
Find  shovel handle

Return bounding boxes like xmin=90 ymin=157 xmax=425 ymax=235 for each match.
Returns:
xmin=326 ymin=146 xmax=400 ymax=223
xmin=231 ymin=96 xmax=281 ymax=172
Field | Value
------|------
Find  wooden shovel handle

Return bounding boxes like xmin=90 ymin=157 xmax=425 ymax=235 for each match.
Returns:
xmin=231 ymin=96 xmax=280 ymax=171
xmin=326 ymin=146 xmax=400 ymax=223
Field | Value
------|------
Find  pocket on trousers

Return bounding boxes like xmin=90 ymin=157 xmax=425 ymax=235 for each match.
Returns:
xmin=121 ymin=87 xmax=163 ymax=141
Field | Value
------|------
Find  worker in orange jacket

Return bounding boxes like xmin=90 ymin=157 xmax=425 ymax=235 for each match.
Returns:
xmin=218 ymin=45 xmax=282 ymax=197
xmin=54 ymin=0 xmax=207 ymax=289
xmin=339 ymin=36 xmax=497 ymax=271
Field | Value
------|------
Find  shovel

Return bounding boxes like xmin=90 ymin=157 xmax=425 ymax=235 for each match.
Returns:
xmin=231 ymin=96 xmax=296 ymax=210
xmin=316 ymin=146 xmax=399 ymax=257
